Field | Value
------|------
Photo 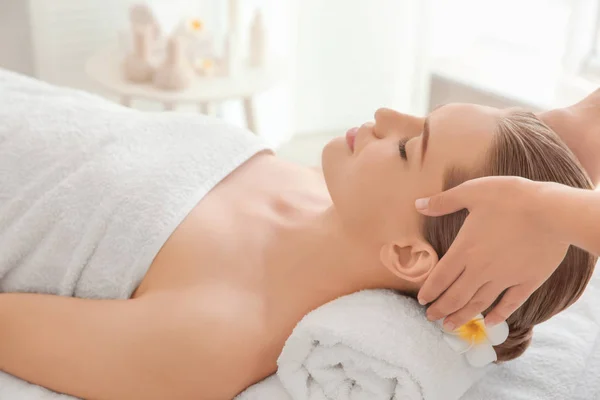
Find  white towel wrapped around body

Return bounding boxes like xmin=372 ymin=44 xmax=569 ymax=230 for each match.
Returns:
xmin=0 ymin=69 xmax=268 ymax=398
xmin=0 ymin=68 xmax=268 ymax=300
xmin=275 ymin=290 xmax=487 ymax=400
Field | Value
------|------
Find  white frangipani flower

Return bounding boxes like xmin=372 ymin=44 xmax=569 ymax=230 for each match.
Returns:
xmin=438 ymin=314 xmax=509 ymax=367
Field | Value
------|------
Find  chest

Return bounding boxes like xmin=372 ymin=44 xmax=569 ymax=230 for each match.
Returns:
xmin=131 ymin=157 xmax=331 ymax=388
xmin=132 ymin=155 xmax=328 ymax=295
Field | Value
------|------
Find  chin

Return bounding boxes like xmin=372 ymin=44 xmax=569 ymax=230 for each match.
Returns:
xmin=321 ymin=136 xmax=349 ymax=200
xmin=321 ymin=136 xmax=347 ymax=172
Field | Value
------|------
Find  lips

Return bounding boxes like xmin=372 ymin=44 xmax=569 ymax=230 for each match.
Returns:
xmin=346 ymin=127 xmax=358 ymax=152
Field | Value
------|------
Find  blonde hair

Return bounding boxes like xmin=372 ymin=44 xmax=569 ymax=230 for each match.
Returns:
xmin=423 ymin=110 xmax=596 ymax=362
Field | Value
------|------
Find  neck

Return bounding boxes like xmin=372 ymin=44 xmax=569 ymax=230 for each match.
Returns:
xmin=266 ymin=204 xmax=416 ymax=315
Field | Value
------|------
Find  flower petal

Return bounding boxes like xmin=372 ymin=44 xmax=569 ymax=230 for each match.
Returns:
xmin=486 ymin=321 xmax=509 ymax=346
xmin=442 ymin=333 xmax=472 ymax=353
xmin=465 ymin=343 xmax=497 ymax=367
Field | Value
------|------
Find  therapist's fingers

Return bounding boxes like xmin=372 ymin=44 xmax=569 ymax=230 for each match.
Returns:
xmin=415 ymin=183 xmax=472 ymax=217
xmin=425 ymin=271 xmax=483 ymax=323
xmin=441 ymin=282 xmax=501 ymax=330
xmin=484 ymin=285 xmax=532 ymax=327
xmin=418 ymin=240 xmax=465 ymax=306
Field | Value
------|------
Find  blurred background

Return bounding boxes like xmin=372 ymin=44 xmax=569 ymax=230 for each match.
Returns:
xmin=1 ymin=0 xmax=599 ymax=165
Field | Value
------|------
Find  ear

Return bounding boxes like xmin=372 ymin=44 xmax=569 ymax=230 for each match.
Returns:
xmin=379 ymin=240 xmax=438 ymax=283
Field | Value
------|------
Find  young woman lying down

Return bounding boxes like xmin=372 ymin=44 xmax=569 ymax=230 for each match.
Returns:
xmin=0 ymin=69 xmax=595 ymax=400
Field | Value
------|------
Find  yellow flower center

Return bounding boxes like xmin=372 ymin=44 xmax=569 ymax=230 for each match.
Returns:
xmin=203 ymin=59 xmax=214 ymax=69
xmin=456 ymin=319 xmax=487 ymax=344
xmin=190 ymin=19 xmax=204 ymax=31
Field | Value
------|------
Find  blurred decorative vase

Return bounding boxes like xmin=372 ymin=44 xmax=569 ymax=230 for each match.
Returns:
xmin=153 ymin=36 xmax=195 ymax=90
xmin=249 ymin=10 xmax=267 ymax=68
xmin=222 ymin=32 xmax=241 ymax=77
xmin=122 ymin=25 xmax=154 ymax=83
xmin=129 ymin=3 xmax=161 ymax=40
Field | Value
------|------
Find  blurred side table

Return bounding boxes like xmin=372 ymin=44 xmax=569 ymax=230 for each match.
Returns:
xmin=85 ymin=47 xmax=282 ymax=133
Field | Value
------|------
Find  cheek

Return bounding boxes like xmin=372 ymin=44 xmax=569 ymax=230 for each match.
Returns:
xmin=330 ymin=145 xmax=418 ymax=239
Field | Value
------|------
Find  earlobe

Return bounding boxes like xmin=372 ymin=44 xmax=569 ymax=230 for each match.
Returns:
xmin=380 ymin=241 xmax=438 ymax=283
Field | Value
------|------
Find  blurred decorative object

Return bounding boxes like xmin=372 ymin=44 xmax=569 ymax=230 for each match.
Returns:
xmin=229 ymin=0 xmax=240 ymax=36
xmin=86 ymin=46 xmax=282 ymax=132
xmin=173 ymin=16 xmax=216 ymax=70
xmin=122 ymin=25 xmax=154 ymax=83
xmin=118 ymin=1 xmax=267 ymax=91
xmin=129 ymin=3 xmax=161 ymax=40
xmin=222 ymin=31 xmax=241 ymax=77
xmin=194 ymin=58 xmax=216 ymax=77
xmin=223 ymin=0 xmax=242 ymax=77
xmin=152 ymin=36 xmax=195 ymax=90
xmin=85 ymin=1 xmax=285 ymax=134
xmin=249 ymin=10 xmax=267 ymax=68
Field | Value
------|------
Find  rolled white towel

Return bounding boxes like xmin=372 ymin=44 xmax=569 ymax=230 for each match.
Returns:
xmin=235 ymin=375 xmax=292 ymax=400
xmin=276 ymin=290 xmax=488 ymax=400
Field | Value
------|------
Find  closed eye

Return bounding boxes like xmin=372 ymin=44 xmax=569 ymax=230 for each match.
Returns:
xmin=398 ymin=138 xmax=409 ymax=161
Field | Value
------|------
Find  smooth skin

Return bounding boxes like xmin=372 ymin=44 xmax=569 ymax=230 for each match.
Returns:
xmin=0 ymin=103 xmax=510 ymax=399
xmin=418 ymin=89 xmax=600 ymax=330
xmin=0 ymin=98 xmax=596 ymax=398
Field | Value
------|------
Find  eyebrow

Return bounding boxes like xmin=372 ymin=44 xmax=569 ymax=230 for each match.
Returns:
xmin=419 ymin=103 xmax=447 ymax=165
xmin=421 ymin=117 xmax=430 ymax=166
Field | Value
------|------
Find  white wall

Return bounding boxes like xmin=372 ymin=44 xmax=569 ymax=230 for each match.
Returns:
xmin=0 ymin=0 xmax=34 ymax=75
xmin=7 ymin=0 xmax=427 ymax=142
xmin=24 ymin=0 xmax=298 ymax=147
xmin=220 ymin=0 xmax=299 ymax=148
xmin=293 ymin=0 xmax=427 ymax=135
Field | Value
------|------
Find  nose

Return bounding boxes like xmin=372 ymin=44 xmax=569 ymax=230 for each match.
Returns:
xmin=374 ymin=108 xmax=399 ymax=122
xmin=374 ymin=108 xmax=424 ymax=138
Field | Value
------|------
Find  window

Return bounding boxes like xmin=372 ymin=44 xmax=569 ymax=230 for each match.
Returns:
xmin=430 ymin=0 xmax=572 ymax=60
xmin=428 ymin=0 xmax=599 ymax=109
xmin=580 ymin=1 xmax=600 ymax=79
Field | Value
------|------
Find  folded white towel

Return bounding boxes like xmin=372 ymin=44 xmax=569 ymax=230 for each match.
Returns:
xmin=236 ymin=375 xmax=292 ymax=400
xmin=241 ymin=268 xmax=600 ymax=400
xmin=276 ymin=290 xmax=487 ymax=400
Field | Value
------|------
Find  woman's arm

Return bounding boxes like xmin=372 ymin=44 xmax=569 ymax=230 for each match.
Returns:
xmin=540 ymin=180 xmax=600 ymax=255
xmin=0 ymin=292 xmax=246 ymax=400
xmin=539 ymin=90 xmax=600 ymax=185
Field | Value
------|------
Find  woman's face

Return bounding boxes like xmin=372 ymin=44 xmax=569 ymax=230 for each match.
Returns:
xmin=322 ymin=103 xmax=504 ymax=245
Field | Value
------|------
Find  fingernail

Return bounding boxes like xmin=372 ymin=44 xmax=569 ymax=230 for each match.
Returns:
xmin=443 ymin=321 xmax=456 ymax=331
xmin=415 ymin=198 xmax=430 ymax=210
xmin=427 ymin=312 xmax=439 ymax=321
xmin=418 ymin=297 xmax=427 ymax=305
xmin=485 ymin=318 xmax=498 ymax=327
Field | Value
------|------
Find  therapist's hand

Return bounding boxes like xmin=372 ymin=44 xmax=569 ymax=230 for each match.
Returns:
xmin=415 ymin=176 xmax=569 ymax=330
